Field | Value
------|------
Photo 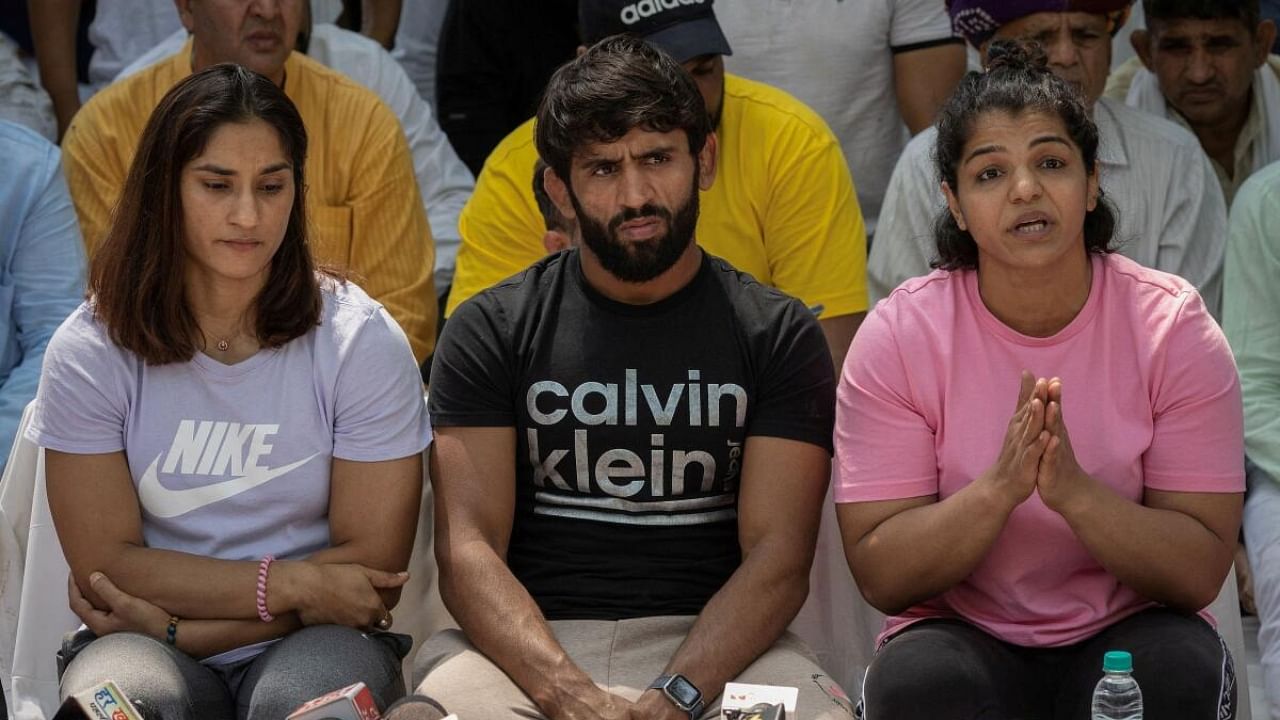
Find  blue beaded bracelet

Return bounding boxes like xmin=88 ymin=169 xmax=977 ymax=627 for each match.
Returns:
xmin=166 ymin=616 xmax=180 ymax=646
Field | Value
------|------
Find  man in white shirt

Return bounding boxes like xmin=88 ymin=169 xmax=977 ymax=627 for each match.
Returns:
xmin=716 ymin=0 xmax=965 ymax=240
xmin=870 ymin=0 xmax=1228 ymax=317
xmin=0 ymin=32 xmax=55 ymax=142
xmin=390 ymin=0 xmax=449 ymax=109
xmin=124 ymin=3 xmax=475 ymax=273
xmin=1105 ymin=0 xmax=1279 ymax=206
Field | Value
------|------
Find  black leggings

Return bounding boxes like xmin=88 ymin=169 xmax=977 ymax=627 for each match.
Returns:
xmin=859 ymin=608 xmax=1235 ymax=720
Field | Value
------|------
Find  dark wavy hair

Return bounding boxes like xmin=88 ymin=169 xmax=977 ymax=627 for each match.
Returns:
xmin=535 ymin=34 xmax=711 ymax=186
xmin=90 ymin=63 xmax=323 ymax=364
xmin=931 ymin=40 xmax=1117 ymax=271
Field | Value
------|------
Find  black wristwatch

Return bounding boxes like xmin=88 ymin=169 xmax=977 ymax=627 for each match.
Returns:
xmin=650 ymin=673 xmax=704 ymax=719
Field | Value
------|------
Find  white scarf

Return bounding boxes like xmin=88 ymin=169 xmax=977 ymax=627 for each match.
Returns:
xmin=1125 ymin=60 xmax=1280 ymax=179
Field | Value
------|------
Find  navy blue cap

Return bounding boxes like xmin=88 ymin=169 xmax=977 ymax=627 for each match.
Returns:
xmin=580 ymin=0 xmax=733 ymax=62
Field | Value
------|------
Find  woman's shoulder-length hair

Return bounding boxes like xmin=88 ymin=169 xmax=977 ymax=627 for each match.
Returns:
xmin=89 ymin=63 xmax=323 ymax=365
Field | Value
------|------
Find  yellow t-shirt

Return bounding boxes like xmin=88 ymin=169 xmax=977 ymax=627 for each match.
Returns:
xmin=447 ymin=73 xmax=869 ymax=319
xmin=62 ymin=43 xmax=437 ymax=362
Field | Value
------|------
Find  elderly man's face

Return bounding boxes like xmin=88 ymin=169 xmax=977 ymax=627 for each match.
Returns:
xmin=989 ymin=12 xmax=1113 ymax=108
xmin=178 ymin=0 xmax=306 ymax=85
xmin=1139 ymin=17 xmax=1273 ymax=131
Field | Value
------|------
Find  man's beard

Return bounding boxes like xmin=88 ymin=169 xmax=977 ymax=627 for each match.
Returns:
xmin=570 ymin=175 xmax=700 ymax=284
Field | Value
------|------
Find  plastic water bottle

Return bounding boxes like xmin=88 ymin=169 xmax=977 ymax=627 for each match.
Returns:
xmin=1091 ymin=650 xmax=1143 ymax=720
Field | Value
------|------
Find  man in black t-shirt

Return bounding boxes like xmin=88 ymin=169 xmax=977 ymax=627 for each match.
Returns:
xmin=418 ymin=34 xmax=852 ymax=720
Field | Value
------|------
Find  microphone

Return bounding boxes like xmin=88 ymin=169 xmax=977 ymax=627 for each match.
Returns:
xmin=286 ymin=682 xmax=382 ymax=720
xmin=721 ymin=682 xmax=797 ymax=720
xmin=51 ymin=680 xmax=144 ymax=720
xmin=723 ymin=703 xmax=786 ymax=720
xmin=382 ymin=695 xmax=456 ymax=720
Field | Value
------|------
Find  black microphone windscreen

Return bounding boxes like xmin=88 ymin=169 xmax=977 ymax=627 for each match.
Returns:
xmin=382 ymin=694 xmax=450 ymax=720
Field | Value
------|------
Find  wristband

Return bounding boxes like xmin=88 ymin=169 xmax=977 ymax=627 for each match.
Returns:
xmin=256 ymin=555 xmax=276 ymax=622
xmin=165 ymin=616 xmax=180 ymax=646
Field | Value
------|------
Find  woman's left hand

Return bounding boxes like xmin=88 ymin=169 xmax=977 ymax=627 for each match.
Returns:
xmin=68 ymin=572 xmax=170 ymax=640
xmin=1035 ymin=379 xmax=1096 ymax=516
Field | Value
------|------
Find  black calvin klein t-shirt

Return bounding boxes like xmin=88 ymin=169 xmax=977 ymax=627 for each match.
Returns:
xmin=429 ymin=250 xmax=835 ymax=620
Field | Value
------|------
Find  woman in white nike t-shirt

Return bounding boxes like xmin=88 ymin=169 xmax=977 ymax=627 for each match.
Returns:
xmin=28 ymin=64 xmax=431 ymax=719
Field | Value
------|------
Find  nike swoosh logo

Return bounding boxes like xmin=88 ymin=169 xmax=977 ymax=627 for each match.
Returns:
xmin=138 ymin=452 xmax=320 ymax=518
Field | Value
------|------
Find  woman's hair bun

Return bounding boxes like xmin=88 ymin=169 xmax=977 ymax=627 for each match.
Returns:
xmin=983 ymin=39 xmax=1050 ymax=75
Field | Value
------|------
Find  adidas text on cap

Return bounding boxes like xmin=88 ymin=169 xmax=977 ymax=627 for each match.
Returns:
xmin=580 ymin=0 xmax=733 ymax=63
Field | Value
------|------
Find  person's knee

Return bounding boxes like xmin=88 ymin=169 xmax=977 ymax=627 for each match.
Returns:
xmin=241 ymin=625 xmax=406 ymax=719
xmin=1132 ymin=627 xmax=1233 ymax=716
xmin=61 ymin=633 xmax=207 ymax=720
xmin=413 ymin=628 xmax=473 ymax=687
xmin=861 ymin=627 xmax=1005 ymax=719
xmin=413 ymin=629 xmax=539 ymax=716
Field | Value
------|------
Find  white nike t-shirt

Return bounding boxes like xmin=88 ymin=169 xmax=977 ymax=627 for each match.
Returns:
xmin=28 ymin=278 xmax=430 ymax=596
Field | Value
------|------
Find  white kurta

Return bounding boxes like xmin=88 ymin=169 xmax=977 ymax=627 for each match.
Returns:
xmin=85 ymin=0 xmax=182 ymax=89
xmin=1123 ymin=58 xmax=1280 ymax=207
xmin=391 ymin=0 xmax=451 ymax=111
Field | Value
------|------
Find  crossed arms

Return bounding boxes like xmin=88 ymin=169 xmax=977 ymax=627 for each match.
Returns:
xmin=46 ymin=450 xmax=422 ymax=658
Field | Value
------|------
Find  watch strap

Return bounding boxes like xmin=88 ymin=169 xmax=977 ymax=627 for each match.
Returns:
xmin=649 ymin=674 xmax=704 ymax=719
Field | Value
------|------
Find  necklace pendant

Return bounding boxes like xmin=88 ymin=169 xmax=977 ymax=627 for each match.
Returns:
xmin=216 ymin=339 xmax=230 ymax=352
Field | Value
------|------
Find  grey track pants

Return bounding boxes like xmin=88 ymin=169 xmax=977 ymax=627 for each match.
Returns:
xmin=59 ymin=625 xmax=409 ymax=720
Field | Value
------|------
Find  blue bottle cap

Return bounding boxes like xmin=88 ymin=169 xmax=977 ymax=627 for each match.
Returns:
xmin=1102 ymin=650 xmax=1133 ymax=672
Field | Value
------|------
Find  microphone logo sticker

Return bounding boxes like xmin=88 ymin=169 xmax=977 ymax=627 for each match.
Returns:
xmin=138 ymin=419 xmax=319 ymax=518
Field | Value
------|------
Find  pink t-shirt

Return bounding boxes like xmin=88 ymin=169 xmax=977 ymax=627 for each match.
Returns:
xmin=834 ymin=253 xmax=1243 ymax=648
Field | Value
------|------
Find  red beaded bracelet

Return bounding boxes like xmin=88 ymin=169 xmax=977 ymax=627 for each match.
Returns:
xmin=256 ymin=555 xmax=276 ymax=623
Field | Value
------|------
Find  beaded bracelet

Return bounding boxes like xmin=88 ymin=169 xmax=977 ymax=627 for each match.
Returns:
xmin=256 ymin=555 xmax=276 ymax=623
xmin=165 ymin=616 xmax=180 ymax=646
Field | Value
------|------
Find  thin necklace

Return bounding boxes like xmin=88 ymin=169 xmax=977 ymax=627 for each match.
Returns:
xmin=205 ymin=328 xmax=243 ymax=353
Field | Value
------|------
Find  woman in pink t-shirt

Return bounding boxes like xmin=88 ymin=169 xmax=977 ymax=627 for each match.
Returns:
xmin=836 ymin=41 xmax=1244 ymax=719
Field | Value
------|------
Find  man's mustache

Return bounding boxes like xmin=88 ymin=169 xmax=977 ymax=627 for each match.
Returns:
xmin=607 ymin=204 xmax=672 ymax=233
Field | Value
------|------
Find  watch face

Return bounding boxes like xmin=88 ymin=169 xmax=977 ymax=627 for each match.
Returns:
xmin=666 ymin=676 xmax=702 ymax=708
